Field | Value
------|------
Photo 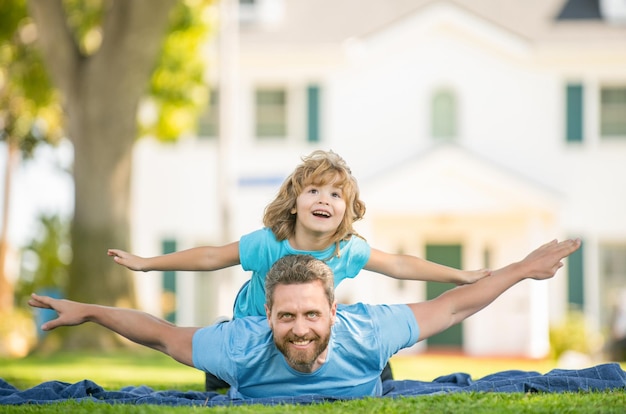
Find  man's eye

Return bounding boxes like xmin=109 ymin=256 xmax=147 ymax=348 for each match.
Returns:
xmin=307 ymin=312 xmax=319 ymax=318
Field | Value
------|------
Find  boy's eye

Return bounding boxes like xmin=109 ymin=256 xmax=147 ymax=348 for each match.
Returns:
xmin=332 ymin=192 xmax=342 ymax=198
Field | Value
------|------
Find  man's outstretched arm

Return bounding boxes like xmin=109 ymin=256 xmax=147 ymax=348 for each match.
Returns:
xmin=409 ymin=239 xmax=581 ymax=341
xmin=28 ymin=294 xmax=198 ymax=367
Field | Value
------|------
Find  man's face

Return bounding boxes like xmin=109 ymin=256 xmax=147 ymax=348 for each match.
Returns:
xmin=265 ymin=280 xmax=337 ymax=373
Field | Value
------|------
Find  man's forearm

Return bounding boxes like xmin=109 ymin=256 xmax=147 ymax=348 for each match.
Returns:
xmin=32 ymin=295 xmax=173 ymax=354
xmin=410 ymin=239 xmax=580 ymax=342
xmin=85 ymin=304 xmax=175 ymax=353
xmin=30 ymin=293 xmax=198 ymax=367
xmin=443 ymin=261 xmax=525 ymax=324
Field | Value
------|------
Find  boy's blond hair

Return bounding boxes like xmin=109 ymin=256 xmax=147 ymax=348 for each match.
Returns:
xmin=263 ymin=150 xmax=366 ymax=255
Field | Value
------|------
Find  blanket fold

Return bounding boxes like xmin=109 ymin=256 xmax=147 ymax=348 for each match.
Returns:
xmin=1 ymin=363 xmax=624 ymax=406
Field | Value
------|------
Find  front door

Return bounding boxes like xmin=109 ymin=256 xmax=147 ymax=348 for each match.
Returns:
xmin=426 ymin=244 xmax=463 ymax=349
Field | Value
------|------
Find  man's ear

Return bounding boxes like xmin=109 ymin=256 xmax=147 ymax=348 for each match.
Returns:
xmin=330 ymin=302 xmax=337 ymax=326
xmin=264 ymin=304 xmax=271 ymax=323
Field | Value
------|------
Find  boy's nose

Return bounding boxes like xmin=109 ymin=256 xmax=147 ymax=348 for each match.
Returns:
xmin=317 ymin=196 xmax=329 ymax=205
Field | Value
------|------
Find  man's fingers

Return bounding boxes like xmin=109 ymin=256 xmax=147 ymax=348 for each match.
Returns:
xmin=28 ymin=294 xmax=53 ymax=310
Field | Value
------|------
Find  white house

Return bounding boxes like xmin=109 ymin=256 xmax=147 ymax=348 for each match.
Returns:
xmin=130 ymin=0 xmax=626 ymax=358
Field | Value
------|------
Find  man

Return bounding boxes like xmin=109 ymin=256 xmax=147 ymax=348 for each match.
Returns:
xmin=29 ymin=238 xmax=581 ymax=399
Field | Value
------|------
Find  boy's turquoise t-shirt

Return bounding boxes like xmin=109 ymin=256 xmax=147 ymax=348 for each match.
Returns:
xmin=235 ymin=227 xmax=371 ymax=318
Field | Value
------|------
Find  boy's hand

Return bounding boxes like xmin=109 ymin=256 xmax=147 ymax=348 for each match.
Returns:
xmin=107 ymin=249 xmax=146 ymax=271
xmin=458 ymin=268 xmax=491 ymax=285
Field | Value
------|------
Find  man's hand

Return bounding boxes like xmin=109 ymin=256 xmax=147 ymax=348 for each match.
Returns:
xmin=28 ymin=293 xmax=90 ymax=331
xmin=520 ymin=238 xmax=581 ymax=281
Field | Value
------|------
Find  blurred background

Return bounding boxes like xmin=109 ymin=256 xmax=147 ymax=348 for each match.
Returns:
xmin=1 ymin=0 xmax=625 ymax=366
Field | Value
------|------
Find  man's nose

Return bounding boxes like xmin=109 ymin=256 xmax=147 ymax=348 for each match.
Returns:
xmin=291 ymin=316 xmax=309 ymax=336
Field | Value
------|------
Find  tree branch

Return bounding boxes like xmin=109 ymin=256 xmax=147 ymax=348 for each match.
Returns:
xmin=95 ymin=0 xmax=176 ymax=97
xmin=27 ymin=0 xmax=81 ymax=99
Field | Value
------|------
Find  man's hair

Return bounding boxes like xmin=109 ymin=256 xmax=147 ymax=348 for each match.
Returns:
xmin=265 ymin=254 xmax=335 ymax=310
xmin=263 ymin=150 xmax=366 ymax=250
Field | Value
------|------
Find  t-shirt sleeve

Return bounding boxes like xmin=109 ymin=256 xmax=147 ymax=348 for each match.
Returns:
xmin=239 ymin=229 xmax=263 ymax=271
xmin=369 ymin=304 xmax=420 ymax=359
xmin=239 ymin=228 xmax=278 ymax=272
xmin=192 ymin=323 xmax=236 ymax=384
xmin=345 ymin=236 xmax=371 ymax=277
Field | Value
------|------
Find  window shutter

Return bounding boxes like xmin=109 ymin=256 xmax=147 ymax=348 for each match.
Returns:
xmin=567 ymin=238 xmax=584 ymax=308
xmin=307 ymin=85 xmax=321 ymax=142
xmin=566 ymin=84 xmax=584 ymax=142
xmin=162 ymin=239 xmax=177 ymax=323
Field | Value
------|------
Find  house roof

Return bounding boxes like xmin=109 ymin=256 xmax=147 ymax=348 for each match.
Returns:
xmin=239 ymin=0 xmax=626 ymax=52
xmin=556 ymin=0 xmax=603 ymax=20
xmin=361 ymin=143 xmax=562 ymax=216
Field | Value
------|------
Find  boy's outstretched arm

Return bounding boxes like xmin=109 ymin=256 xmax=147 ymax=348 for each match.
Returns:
xmin=409 ymin=238 xmax=581 ymax=341
xmin=366 ymin=248 xmax=491 ymax=285
xmin=28 ymin=294 xmax=198 ymax=367
xmin=107 ymin=241 xmax=241 ymax=272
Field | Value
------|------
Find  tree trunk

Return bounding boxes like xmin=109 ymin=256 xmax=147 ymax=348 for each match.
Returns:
xmin=0 ymin=139 xmax=19 ymax=313
xmin=28 ymin=0 xmax=175 ymax=350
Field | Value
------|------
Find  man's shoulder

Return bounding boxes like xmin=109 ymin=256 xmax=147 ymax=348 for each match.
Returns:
xmin=336 ymin=303 xmax=411 ymax=329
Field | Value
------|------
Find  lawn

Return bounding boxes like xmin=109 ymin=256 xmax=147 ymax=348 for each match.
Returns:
xmin=1 ymin=350 xmax=625 ymax=413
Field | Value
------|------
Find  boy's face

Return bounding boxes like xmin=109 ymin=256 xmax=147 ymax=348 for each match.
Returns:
xmin=292 ymin=180 xmax=347 ymax=239
xmin=265 ymin=280 xmax=337 ymax=373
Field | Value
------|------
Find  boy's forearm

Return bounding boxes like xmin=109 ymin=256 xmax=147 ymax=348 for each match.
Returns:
xmin=145 ymin=248 xmax=207 ymax=271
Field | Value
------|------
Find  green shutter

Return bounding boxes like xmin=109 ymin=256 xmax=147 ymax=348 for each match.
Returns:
xmin=426 ymin=244 xmax=463 ymax=348
xmin=162 ymin=239 xmax=177 ymax=323
xmin=567 ymin=239 xmax=584 ymax=309
xmin=307 ymin=85 xmax=320 ymax=142
xmin=566 ymin=84 xmax=584 ymax=142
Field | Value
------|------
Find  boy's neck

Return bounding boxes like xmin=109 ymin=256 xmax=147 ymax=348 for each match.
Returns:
xmin=288 ymin=232 xmax=334 ymax=252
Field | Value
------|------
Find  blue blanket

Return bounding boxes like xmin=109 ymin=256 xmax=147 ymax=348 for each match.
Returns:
xmin=1 ymin=363 xmax=625 ymax=406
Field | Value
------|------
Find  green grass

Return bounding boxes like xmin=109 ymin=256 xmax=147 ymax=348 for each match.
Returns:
xmin=1 ymin=350 xmax=625 ymax=413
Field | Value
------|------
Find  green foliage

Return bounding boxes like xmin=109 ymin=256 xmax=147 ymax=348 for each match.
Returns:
xmin=2 ymin=0 xmax=215 ymax=152
xmin=62 ymin=0 xmax=104 ymax=55
xmin=143 ymin=0 xmax=215 ymax=141
xmin=0 ymin=0 xmax=64 ymax=157
xmin=549 ymin=309 xmax=596 ymax=360
xmin=15 ymin=214 xmax=71 ymax=306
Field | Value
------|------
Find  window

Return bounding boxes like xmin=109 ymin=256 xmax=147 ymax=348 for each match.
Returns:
xmin=197 ymin=89 xmax=219 ymax=138
xmin=599 ymin=243 xmax=626 ymax=332
xmin=431 ymin=89 xmax=457 ymax=140
xmin=600 ymin=86 xmax=626 ymax=138
xmin=566 ymin=83 xmax=584 ymax=143
xmin=255 ymin=88 xmax=287 ymax=138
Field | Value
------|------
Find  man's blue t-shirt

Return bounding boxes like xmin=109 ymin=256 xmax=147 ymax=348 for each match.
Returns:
xmin=235 ymin=228 xmax=371 ymax=318
xmin=192 ymin=303 xmax=419 ymax=399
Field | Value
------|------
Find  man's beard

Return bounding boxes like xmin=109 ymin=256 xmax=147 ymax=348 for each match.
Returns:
xmin=275 ymin=332 xmax=331 ymax=373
